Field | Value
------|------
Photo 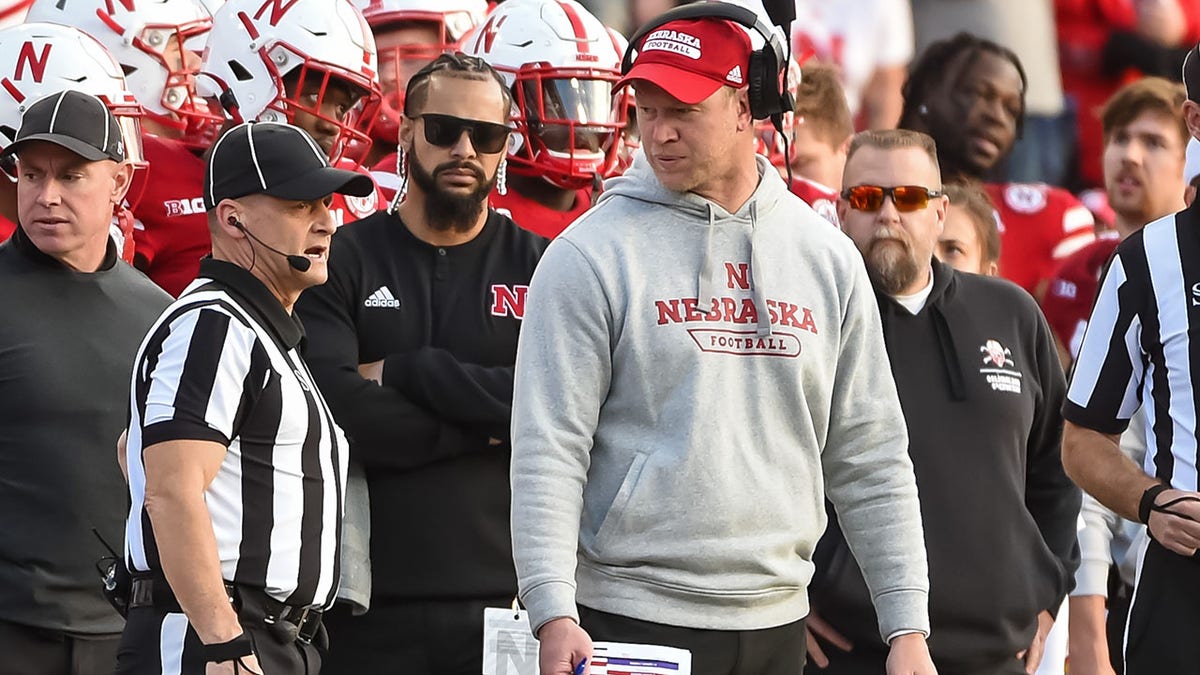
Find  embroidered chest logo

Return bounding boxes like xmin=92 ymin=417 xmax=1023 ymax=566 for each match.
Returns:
xmin=979 ymin=339 xmax=1021 ymax=394
xmin=364 ymin=285 xmax=401 ymax=309
xmin=491 ymin=285 xmax=528 ymax=319
xmin=652 ymin=262 xmax=818 ymax=358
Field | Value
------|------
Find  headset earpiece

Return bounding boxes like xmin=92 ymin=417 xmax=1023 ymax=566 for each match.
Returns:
xmin=228 ymin=215 xmax=244 ymax=230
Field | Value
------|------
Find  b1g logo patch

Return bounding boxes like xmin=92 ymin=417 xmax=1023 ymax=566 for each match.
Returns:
xmin=979 ymin=339 xmax=1021 ymax=394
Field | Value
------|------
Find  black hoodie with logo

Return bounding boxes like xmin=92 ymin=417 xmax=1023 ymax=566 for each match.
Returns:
xmin=810 ymin=260 xmax=1080 ymax=673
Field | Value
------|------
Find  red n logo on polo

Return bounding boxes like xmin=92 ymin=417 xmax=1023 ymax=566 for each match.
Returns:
xmin=105 ymin=0 xmax=137 ymax=12
xmin=15 ymin=42 xmax=51 ymax=83
xmin=254 ymin=0 xmax=302 ymax=25
xmin=491 ymin=285 xmax=528 ymax=319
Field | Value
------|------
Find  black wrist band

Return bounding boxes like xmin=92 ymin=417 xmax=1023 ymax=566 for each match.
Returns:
xmin=200 ymin=633 xmax=254 ymax=663
xmin=1139 ymin=483 xmax=1169 ymax=524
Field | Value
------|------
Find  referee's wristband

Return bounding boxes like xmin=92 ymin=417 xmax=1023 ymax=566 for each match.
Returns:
xmin=200 ymin=632 xmax=254 ymax=663
xmin=1139 ymin=483 xmax=1170 ymax=525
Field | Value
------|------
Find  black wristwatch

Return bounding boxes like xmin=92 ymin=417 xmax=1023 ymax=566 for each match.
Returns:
xmin=1138 ymin=483 xmax=1170 ymax=525
xmin=200 ymin=632 xmax=254 ymax=663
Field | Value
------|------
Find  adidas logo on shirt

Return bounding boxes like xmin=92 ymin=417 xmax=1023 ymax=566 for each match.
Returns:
xmin=726 ymin=65 xmax=743 ymax=84
xmin=364 ymin=286 xmax=401 ymax=309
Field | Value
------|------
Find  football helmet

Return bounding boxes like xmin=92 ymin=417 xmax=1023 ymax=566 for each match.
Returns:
xmin=26 ymin=0 xmax=221 ymax=149
xmin=201 ymin=0 xmax=381 ymax=162
xmin=462 ymin=0 xmax=625 ymax=190
xmin=0 ymin=22 xmax=144 ymax=166
xmin=352 ymin=0 xmax=486 ymax=146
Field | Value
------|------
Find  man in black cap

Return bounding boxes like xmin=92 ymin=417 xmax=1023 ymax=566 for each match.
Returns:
xmin=115 ymin=121 xmax=374 ymax=675
xmin=0 ymin=90 xmax=171 ymax=674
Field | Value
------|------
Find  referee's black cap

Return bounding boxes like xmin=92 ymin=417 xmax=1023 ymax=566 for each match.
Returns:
xmin=1186 ymin=43 xmax=1200 ymax=102
xmin=204 ymin=122 xmax=374 ymax=210
xmin=1 ymin=90 xmax=125 ymax=163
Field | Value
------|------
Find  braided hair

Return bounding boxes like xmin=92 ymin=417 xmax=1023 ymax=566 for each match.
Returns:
xmin=899 ymin=32 xmax=1028 ymax=137
xmin=403 ymin=52 xmax=513 ymax=121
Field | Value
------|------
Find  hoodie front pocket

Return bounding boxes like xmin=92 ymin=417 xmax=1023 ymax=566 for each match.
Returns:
xmin=592 ymin=452 xmax=648 ymax=550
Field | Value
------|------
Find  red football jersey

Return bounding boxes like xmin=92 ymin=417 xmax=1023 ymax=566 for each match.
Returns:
xmin=370 ymin=151 xmax=401 ymax=206
xmin=788 ymin=176 xmax=840 ymax=227
xmin=1041 ymin=234 xmax=1120 ymax=358
xmin=490 ymin=187 xmax=592 ymax=239
xmin=131 ymin=134 xmax=210 ymax=296
xmin=984 ymin=182 xmax=1095 ymax=297
xmin=330 ymin=157 xmax=384 ymax=226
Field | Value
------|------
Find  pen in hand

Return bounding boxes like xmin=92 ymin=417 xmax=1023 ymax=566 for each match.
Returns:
xmin=573 ymin=657 xmax=588 ymax=675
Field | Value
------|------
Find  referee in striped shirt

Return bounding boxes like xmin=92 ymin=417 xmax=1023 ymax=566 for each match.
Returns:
xmin=1062 ymin=46 xmax=1200 ymax=673
xmin=115 ymin=122 xmax=374 ymax=675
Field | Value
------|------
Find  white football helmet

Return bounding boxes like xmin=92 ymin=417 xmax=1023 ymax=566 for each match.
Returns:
xmin=0 ymin=22 xmax=143 ymax=164
xmin=0 ymin=0 xmax=32 ymax=28
xmin=25 ymin=0 xmax=221 ymax=149
xmin=351 ymin=0 xmax=487 ymax=146
xmin=201 ymin=0 xmax=381 ymax=163
xmin=462 ymin=0 xmax=625 ymax=190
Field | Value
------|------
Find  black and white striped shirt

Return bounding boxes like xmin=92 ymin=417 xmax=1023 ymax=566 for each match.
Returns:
xmin=1065 ymin=207 xmax=1200 ymax=491
xmin=125 ymin=259 xmax=348 ymax=609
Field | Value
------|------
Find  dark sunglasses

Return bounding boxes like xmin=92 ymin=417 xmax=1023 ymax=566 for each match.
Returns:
xmin=415 ymin=113 xmax=510 ymax=154
xmin=841 ymin=185 xmax=943 ymax=212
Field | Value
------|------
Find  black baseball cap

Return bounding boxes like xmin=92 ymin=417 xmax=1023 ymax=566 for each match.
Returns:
xmin=204 ymin=122 xmax=375 ymax=210
xmin=1 ymin=89 xmax=125 ymax=163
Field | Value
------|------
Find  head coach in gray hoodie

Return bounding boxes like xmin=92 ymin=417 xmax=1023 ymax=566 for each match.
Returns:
xmin=509 ymin=5 xmax=937 ymax=675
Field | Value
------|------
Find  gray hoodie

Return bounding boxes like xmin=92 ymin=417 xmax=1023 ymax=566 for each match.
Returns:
xmin=510 ymin=153 xmax=929 ymax=639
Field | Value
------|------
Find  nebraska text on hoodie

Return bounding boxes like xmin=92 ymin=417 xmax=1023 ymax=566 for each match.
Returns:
xmin=510 ymin=154 xmax=931 ymax=638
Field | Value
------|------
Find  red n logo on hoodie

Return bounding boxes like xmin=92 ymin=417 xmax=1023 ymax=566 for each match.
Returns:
xmin=725 ymin=262 xmax=751 ymax=290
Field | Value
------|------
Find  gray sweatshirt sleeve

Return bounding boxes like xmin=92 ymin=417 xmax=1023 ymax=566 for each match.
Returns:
xmin=510 ymin=239 xmax=612 ymax=635
xmin=820 ymin=258 xmax=931 ymax=641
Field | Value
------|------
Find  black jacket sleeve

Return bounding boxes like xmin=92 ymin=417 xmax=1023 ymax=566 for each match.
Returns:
xmin=296 ymin=245 xmax=489 ymax=471
xmin=382 ymin=348 xmax=513 ymax=440
xmin=1025 ymin=308 xmax=1083 ymax=612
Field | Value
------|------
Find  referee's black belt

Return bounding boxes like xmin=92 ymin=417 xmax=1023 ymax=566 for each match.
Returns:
xmin=129 ymin=576 xmax=323 ymax=644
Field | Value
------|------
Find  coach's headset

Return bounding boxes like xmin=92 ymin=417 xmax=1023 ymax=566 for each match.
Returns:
xmin=620 ymin=1 xmax=795 ymax=129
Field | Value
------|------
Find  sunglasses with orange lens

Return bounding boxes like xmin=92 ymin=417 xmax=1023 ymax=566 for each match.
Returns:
xmin=841 ymin=185 xmax=943 ymax=212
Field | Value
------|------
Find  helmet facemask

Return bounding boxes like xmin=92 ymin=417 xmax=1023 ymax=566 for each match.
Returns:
xmin=96 ymin=13 xmax=222 ymax=149
xmin=267 ymin=55 xmax=379 ymax=163
xmin=507 ymin=65 xmax=625 ymax=190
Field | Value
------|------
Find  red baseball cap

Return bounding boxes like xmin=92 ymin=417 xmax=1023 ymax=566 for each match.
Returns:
xmin=617 ymin=18 xmax=752 ymax=104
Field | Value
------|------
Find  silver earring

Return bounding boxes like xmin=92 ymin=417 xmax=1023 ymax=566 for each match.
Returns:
xmin=496 ymin=158 xmax=507 ymax=196
xmin=918 ymin=104 xmax=929 ymax=116
xmin=389 ymin=147 xmax=409 ymax=215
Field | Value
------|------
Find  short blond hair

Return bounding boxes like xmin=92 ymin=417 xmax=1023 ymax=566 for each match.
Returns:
xmin=846 ymin=129 xmax=941 ymax=179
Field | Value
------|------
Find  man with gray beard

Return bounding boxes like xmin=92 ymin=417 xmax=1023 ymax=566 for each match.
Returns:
xmin=294 ymin=52 xmax=548 ymax=675
xmin=804 ymin=129 xmax=1080 ymax=675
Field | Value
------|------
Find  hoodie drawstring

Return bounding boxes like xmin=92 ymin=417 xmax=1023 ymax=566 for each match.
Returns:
xmin=748 ymin=201 xmax=772 ymax=337
xmin=931 ymin=303 xmax=967 ymax=401
xmin=698 ymin=204 xmax=717 ymax=307
xmin=697 ymin=202 xmax=773 ymax=337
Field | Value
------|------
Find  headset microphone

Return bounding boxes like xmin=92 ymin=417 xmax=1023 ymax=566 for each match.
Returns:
xmin=228 ymin=216 xmax=312 ymax=272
